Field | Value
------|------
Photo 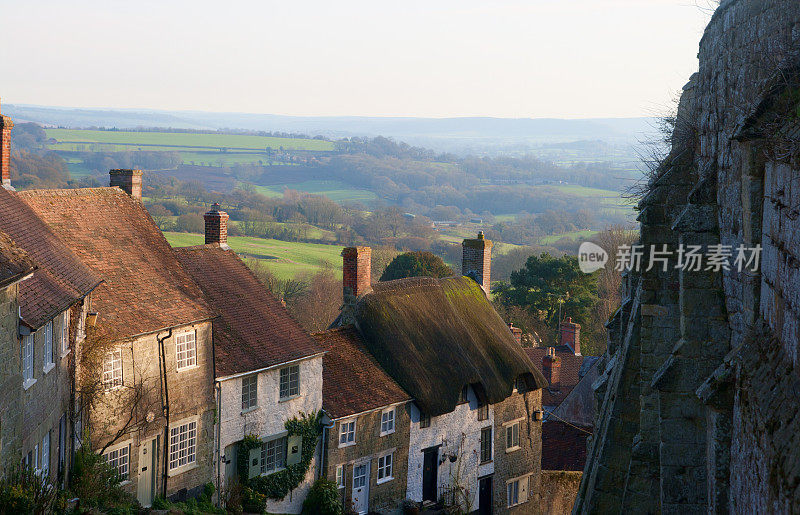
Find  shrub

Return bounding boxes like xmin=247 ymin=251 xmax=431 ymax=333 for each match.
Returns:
xmin=0 ymin=465 xmax=57 ymax=514
xmin=302 ymin=478 xmax=343 ymax=515
xmin=69 ymin=445 xmax=138 ymax=513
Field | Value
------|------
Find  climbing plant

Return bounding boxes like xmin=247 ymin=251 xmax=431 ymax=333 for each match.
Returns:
xmin=237 ymin=411 xmax=322 ymax=503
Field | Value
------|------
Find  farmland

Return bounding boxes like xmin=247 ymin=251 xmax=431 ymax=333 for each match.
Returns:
xmin=163 ymin=232 xmax=343 ymax=280
xmin=243 ymin=180 xmax=379 ymax=203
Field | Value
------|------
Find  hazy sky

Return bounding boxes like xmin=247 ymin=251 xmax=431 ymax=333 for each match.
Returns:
xmin=2 ymin=0 xmax=713 ymax=118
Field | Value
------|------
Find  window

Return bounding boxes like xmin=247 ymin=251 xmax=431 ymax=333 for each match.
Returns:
xmin=458 ymin=385 xmax=469 ymax=404
xmin=33 ymin=444 xmax=39 ymax=472
xmin=22 ymin=334 xmax=34 ymax=383
xmin=60 ymin=311 xmax=70 ymax=355
xmin=353 ymin=463 xmax=367 ymax=489
xmin=43 ymin=321 xmax=53 ymax=370
xmin=507 ymin=479 xmax=520 ymax=506
xmin=242 ymin=374 xmax=258 ymax=411
xmin=336 ymin=465 xmax=345 ymax=489
xmin=506 ymin=422 xmax=520 ymax=451
xmin=175 ymin=331 xmax=197 ymax=370
xmin=480 ymin=426 xmax=492 ymax=463
xmin=104 ymin=443 xmax=130 ymax=480
xmin=260 ymin=436 xmax=287 ymax=474
xmin=41 ymin=432 xmax=50 ymax=477
xmin=339 ymin=420 xmax=356 ymax=447
xmin=103 ymin=349 xmax=123 ymax=390
xmin=377 ymin=453 xmax=393 ymax=483
xmin=169 ymin=420 xmax=197 ymax=471
xmin=477 ymin=403 xmax=489 ymax=421
xmin=279 ymin=365 xmax=299 ymax=399
xmin=507 ymin=476 xmax=529 ymax=507
xmin=380 ymin=408 xmax=395 ymax=436
xmin=420 ymin=414 xmax=431 ymax=428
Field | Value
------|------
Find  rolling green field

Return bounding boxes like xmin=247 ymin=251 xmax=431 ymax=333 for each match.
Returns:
xmin=163 ymin=232 xmax=343 ymax=280
xmin=45 ymin=129 xmax=335 ymax=151
xmin=539 ymin=230 xmax=599 ymax=244
xmin=244 ymin=180 xmax=378 ymax=203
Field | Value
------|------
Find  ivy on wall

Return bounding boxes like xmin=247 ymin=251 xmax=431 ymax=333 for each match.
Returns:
xmin=237 ymin=411 xmax=322 ymax=503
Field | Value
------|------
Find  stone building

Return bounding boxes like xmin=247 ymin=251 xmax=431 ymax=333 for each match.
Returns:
xmin=0 ymin=177 xmax=100 ymax=487
xmin=576 ymin=1 xmax=800 ymax=512
xmin=314 ymin=326 xmax=411 ymax=514
xmin=174 ymin=209 xmax=324 ymax=514
xmin=332 ymin=236 xmax=547 ymax=514
xmin=17 ymin=172 xmax=217 ymax=506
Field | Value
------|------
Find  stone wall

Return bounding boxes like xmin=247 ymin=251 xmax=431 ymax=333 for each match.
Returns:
xmin=0 ymin=283 xmax=22 ymax=475
xmin=541 ymin=471 xmax=581 ymax=515
xmin=575 ymin=1 xmax=800 ymax=512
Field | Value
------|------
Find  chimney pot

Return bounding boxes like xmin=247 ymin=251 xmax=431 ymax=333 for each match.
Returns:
xmin=462 ymin=232 xmax=493 ymax=295
xmin=204 ymin=203 xmax=229 ymax=245
xmin=342 ymin=246 xmax=372 ymax=299
xmin=109 ymin=169 xmax=143 ymax=199
xmin=542 ymin=348 xmax=561 ymax=387
xmin=1 ymin=100 xmax=14 ymax=190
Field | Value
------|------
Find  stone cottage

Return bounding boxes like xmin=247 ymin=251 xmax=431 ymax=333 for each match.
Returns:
xmin=332 ymin=238 xmax=547 ymax=514
xmin=0 ymin=164 xmax=100 ymax=487
xmin=17 ymin=171 xmax=217 ymax=506
xmin=313 ymin=326 xmax=412 ymax=515
xmin=174 ymin=207 xmax=325 ymax=514
xmin=576 ymin=1 xmax=800 ymax=512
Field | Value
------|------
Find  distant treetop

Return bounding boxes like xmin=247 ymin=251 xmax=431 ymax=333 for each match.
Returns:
xmin=380 ymin=251 xmax=452 ymax=281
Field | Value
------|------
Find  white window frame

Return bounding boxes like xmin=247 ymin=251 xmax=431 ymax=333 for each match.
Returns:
xmin=103 ymin=440 xmax=132 ymax=482
xmin=335 ymin=464 xmax=345 ymax=489
xmin=504 ymin=418 xmax=522 ymax=452
xmin=260 ymin=435 xmax=288 ymax=475
xmin=338 ymin=419 xmax=356 ymax=448
xmin=33 ymin=443 xmax=39 ymax=474
xmin=380 ymin=407 xmax=396 ymax=436
xmin=60 ymin=310 xmax=70 ymax=356
xmin=279 ymin=364 xmax=300 ymax=400
xmin=41 ymin=432 xmax=50 ymax=478
xmin=175 ymin=330 xmax=197 ymax=371
xmin=103 ymin=349 xmax=123 ymax=391
xmin=168 ymin=417 xmax=198 ymax=475
xmin=43 ymin=321 xmax=54 ymax=373
xmin=506 ymin=474 xmax=530 ymax=507
xmin=22 ymin=334 xmax=35 ymax=388
xmin=376 ymin=452 xmax=393 ymax=484
xmin=241 ymin=374 xmax=258 ymax=412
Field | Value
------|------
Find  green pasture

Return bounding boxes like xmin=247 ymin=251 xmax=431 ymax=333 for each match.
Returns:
xmin=246 ymin=180 xmax=378 ymax=203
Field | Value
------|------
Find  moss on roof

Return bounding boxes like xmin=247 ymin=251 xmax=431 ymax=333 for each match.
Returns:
xmin=350 ymin=276 xmax=546 ymax=416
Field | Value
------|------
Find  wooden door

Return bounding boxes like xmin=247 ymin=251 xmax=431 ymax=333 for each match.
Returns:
xmin=479 ymin=475 xmax=493 ymax=514
xmin=137 ymin=437 xmax=157 ymax=507
xmin=352 ymin=461 xmax=370 ymax=514
xmin=423 ymin=447 xmax=439 ymax=503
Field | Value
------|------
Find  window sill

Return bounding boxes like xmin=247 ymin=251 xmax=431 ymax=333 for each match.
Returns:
xmin=505 ymin=446 xmax=520 ymax=454
xmin=168 ymin=462 xmax=198 ymax=477
xmin=241 ymin=406 xmax=258 ymax=415
xmin=480 ymin=459 xmax=493 ymax=466
xmin=22 ymin=378 xmax=37 ymax=390
xmin=176 ymin=364 xmax=199 ymax=373
xmin=376 ymin=476 xmax=394 ymax=485
xmin=278 ymin=394 xmax=301 ymax=403
xmin=60 ymin=348 xmax=71 ymax=359
xmin=379 ymin=429 xmax=395 ymax=437
xmin=338 ymin=441 xmax=356 ymax=449
xmin=43 ymin=362 xmax=55 ymax=375
xmin=259 ymin=466 xmax=286 ymax=477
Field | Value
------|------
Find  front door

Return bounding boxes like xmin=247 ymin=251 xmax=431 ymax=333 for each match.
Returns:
xmin=422 ymin=447 xmax=439 ymax=503
xmin=352 ymin=461 xmax=370 ymax=514
xmin=137 ymin=437 xmax=157 ymax=507
xmin=479 ymin=475 xmax=493 ymax=514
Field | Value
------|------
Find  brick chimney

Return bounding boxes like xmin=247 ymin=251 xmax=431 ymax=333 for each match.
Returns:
xmin=1 ymin=101 xmax=14 ymax=190
xmin=462 ymin=231 xmax=493 ymax=295
xmin=508 ymin=322 xmax=522 ymax=345
xmin=109 ymin=169 xmax=143 ymax=199
xmin=204 ymin=203 xmax=229 ymax=245
xmin=342 ymin=246 xmax=372 ymax=299
xmin=542 ymin=347 xmax=561 ymax=387
xmin=559 ymin=316 xmax=581 ymax=356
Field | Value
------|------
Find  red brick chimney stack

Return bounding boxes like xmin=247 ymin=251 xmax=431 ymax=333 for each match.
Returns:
xmin=342 ymin=246 xmax=372 ymax=299
xmin=204 ymin=203 xmax=229 ymax=245
xmin=1 ymin=100 xmax=14 ymax=190
xmin=109 ymin=169 xmax=143 ymax=200
xmin=542 ymin=347 xmax=561 ymax=387
xmin=559 ymin=316 xmax=581 ymax=356
xmin=508 ymin=322 xmax=522 ymax=345
xmin=462 ymin=231 xmax=493 ymax=295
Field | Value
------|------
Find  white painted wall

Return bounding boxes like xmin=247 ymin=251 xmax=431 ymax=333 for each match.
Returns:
xmin=217 ymin=355 xmax=323 ymax=514
xmin=406 ymin=388 xmax=494 ymax=512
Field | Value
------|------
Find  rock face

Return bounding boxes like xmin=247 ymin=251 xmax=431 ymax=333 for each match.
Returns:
xmin=575 ymin=1 xmax=800 ymax=513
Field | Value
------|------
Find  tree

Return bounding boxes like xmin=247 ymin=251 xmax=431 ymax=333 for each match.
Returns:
xmin=493 ymin=253 xmax=599 ymax=349
xmin=380 ymin=251 xmax=452 ymax=281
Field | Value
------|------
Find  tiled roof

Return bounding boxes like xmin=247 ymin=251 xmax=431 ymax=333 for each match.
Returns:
xmin=313 ymin=326 xmax=410 ymax=419
xmin=0 ymin=230 xmax=35 ymax=288
xmin=541 ymin=420 xmax=592 ymax=471
xmin=0 ymin=187 xmax=101 ymax=328
xmin=18 ymin=188 xmax=211 ymax=338
xmin=525 ymin=346 xmax=595 ymax=407
xmin=174 ymin=243 xmax=322 ymax=377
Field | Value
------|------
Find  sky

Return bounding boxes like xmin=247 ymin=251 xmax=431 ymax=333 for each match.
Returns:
xmin=1 ymin=0 xmax=714 ymax=119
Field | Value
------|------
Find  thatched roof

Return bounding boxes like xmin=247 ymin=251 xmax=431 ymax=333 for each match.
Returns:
xmin=343 ymin=276 xmax=546 ymax=416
